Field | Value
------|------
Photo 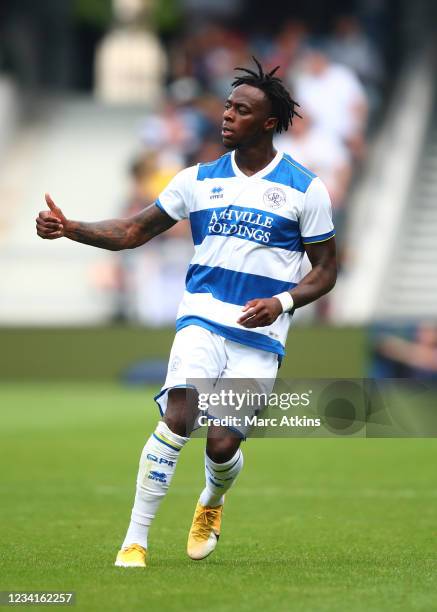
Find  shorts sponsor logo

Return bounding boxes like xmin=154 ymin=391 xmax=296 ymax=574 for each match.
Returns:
xmin=148 ymin=470 xmax=167 ymax=483
xmin=264 ymin=187 xmax=286 ymax=209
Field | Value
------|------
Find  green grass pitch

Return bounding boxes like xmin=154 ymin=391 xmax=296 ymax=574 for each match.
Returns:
xmin=1 ymin=383 xmax=436 ymax=611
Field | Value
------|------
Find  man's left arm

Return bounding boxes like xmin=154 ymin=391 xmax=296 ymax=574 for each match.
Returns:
xmin=238 ymin=238 xmax=337 ymax=328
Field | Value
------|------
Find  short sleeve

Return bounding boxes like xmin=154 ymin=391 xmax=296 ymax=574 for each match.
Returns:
xmin=155 ymin=166 xmax=197 ymax=221
xmin=300 ymin=177 xmax=335 ymax=244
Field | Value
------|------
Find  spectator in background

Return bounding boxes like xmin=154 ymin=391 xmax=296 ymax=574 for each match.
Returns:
xmin=291 ymin=46 xmax=368 ymax=160
xmin=326 ymin=15 xmax=385 ymax=117
xmin=124 ymin=153 xmax=181 ymax=216
xmin=371 ymin=324 xmax=437 ymax=380
xmin=94 ymin=0 xmax=167 ymax=105
xmin=139 ymin=101 xmax=196 ymax=168
xmin=265 ymin=20 xmax=308 ymax=80
xmin=139 ymin=92 xmax=220 ymax=168
xmin=189 ymin=137 xmax=225 ymax=165
xmin=179 ymin=24 xmax=250 ymax=99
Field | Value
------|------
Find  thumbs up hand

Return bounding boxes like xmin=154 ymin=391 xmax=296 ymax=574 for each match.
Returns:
xmin=36 ymin=193 xmax=68 ymax=240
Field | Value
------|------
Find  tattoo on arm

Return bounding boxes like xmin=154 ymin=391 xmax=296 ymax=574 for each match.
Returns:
xmin=64 ymin=204 xmax=176 ymax=251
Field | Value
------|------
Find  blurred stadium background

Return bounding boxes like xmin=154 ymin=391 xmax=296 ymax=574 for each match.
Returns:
xmin=1 ymin=0 xmax=437 ymax=380
xmin=2 ymin=2 xmax=437 ymax=609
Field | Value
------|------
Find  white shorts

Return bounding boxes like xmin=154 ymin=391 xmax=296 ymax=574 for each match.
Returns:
xmin=154 ymin=325 xmax=279 ymax=437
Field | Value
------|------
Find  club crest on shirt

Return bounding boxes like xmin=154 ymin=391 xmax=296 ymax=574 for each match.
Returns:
xmin=264 ymin=187 xmax=286 ymax=209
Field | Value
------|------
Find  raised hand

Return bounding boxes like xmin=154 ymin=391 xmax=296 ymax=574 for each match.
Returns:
xmin=237 ymin=297 xmax=283 ymax=328
xmin=35 ymin=194 xmax=176 ymax=250
xmin=36 ymin=193 xmax=68 ymax=240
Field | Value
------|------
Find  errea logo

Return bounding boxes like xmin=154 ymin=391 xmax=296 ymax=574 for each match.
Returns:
xmin=210 ymin=186 xmax=224 ymax=200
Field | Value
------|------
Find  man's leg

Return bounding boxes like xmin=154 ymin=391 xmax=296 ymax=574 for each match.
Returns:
xmin=187 ymin=426 xmax=243 ymax=560
xmin=186 ymin=338 xmax=278 ymax=561
xmin=115 ymin=388 xmax=196 ymax=567
xmin=201 ymin=427 xmax=243 ymax=506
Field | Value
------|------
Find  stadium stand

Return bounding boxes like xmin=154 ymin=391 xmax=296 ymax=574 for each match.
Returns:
xmin=333 ymin=47 xmax=435 ymax=323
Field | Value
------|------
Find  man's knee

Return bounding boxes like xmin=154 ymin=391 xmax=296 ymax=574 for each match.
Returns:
xmin=164 ymin=388 xmax=197 ymax=437
xmin=206 ymin=434 xmax=241 ymax=463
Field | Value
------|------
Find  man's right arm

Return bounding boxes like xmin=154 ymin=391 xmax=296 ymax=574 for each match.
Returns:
xmin=36 ymin=194 xmax=176 ymax=250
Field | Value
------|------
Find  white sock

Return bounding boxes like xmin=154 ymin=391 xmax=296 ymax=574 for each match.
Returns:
xmin=122 ymin=421 xmax=188 ymax=549
xmin=199 ymin=449 xmax=244 ymax=507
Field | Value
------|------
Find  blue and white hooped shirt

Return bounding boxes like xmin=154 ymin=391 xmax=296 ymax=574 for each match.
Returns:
xmin=156 ymin=150 xmax=335 ymax=358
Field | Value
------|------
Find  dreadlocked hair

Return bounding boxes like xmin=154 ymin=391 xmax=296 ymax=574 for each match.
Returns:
xmin=231 ymin=56 xmax=301 ymax=133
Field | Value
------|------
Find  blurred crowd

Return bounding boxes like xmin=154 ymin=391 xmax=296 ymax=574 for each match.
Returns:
xmin=94 ymin=6 xmax=387 ymax=325
xmin=370 ymin=324 xmax=437 ymax=380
